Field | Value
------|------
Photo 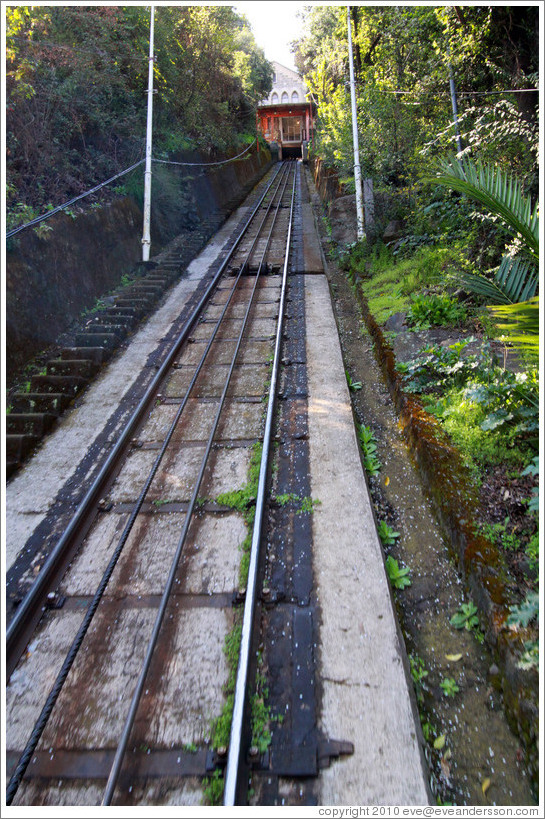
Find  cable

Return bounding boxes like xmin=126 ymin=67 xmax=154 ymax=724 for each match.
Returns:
xmin=152 ymin=141 xmax=254 ymax=167
xmin=383 ymin=87 xmax=537 ymax=97
xmin=6 ymin=159 xmax=146 ymax=238
xmin=6 ymin=142 xmax=258 ymax=238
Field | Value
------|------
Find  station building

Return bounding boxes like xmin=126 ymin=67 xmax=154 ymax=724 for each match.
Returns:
xmin=257 ymin=61 xmax=316 ymax=160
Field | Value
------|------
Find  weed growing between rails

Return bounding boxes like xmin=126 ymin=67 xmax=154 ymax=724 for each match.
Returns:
xmin=202 ymin=443 xmax=263 ymax=804
xmin=204 ymin=439 xmax=321 ymax=804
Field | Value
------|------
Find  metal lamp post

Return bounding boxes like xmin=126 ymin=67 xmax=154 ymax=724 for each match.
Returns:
xmin=347 ymin=6 xmax=364 ymax=240
xmin=142 ymin=4 xmax=155 ymax=261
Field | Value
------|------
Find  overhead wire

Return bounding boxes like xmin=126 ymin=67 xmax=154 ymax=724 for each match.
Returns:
xmin=6 ymin=143 xmax=258 ymax=238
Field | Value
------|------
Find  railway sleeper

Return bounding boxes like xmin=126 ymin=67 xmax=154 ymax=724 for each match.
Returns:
xmin=4 ymin=739 xmax=354 ymax=786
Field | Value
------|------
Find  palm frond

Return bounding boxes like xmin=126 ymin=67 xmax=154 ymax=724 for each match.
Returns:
xmin=426 ymin=157 xmax=539 ymax=262
xmin=457 ymin=271 xmax=514 ymax=304
xmin=458 ymin=256 xmax=538 ymax=305
xmin=489 ymin=297 xmax=540 ymax=358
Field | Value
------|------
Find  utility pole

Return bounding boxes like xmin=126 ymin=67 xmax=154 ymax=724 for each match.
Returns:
xmin=446 ymin=24 xmax=462 ymax=154
xmin=142 ymin=4 xmax=155 ymax=261
xmin=347 ymin=6 xmax=364 ymax=241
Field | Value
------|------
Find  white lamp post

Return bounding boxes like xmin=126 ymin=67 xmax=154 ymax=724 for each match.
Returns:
xmin=142 ymin=4 xmax=155 ymax=261
xmin=347 ymin=6 xmax=364 ymax=240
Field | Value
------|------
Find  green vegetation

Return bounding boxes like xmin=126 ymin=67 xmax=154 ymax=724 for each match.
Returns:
xmin=6 ymin=5 xmax=272 ymax=219
xmin=274 ymin=493 xmax=321 ymax=515
xmin=450 ymin=602 xmax=479 ymax=632
xmin=377 ymin=520 xmax=400 ymax=547
xmin=507 ymin=592 xmax=539 ymax=671
xmin=508 ymin=592 xmax=539 ymax=629
xmin=152 ymin=499 xmax=171 ymax=509
xmin=345 ymin=370 xmax=362 ymax=391
xmin=357 ymin=423 xmax=381 ymax=477
xmin=250 ymin=669 xmax=278 ymax=755
xmin=406 ymin=293 xmax=467 ymax=330
xmin=395 ymin=332 xmax=538 ymax=485
xmin=440 ymin=677 xmax=460 ymax=698
xmin=216 ymin=442 xmax=262 ymax=588
xmin=203 ymin=769 xmax=224 ymax=806
xmin=409 ymin=654 xmax=429 ymax=704
xmin=346 ymin=243 xmax=468 ymax=325
xmin=294 ymin=6 xmax=537 ymax=191
xmin=385 ymin=555 xmax=411 ymax=590
xmin=295 ymin=12 xmax=539 ymax=638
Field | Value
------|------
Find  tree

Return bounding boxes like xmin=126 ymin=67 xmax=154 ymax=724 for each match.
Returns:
xmin=292 ymin=4 xmax=538 ymax=192
xmin=6 ymin=5 xmax=272 ymax=214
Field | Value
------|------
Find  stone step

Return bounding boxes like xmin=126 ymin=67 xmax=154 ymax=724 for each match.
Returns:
xmin=102 ymin=306 xmax=140 ymax=319
xmin=46 ymin=359 xmax=98 ymax=378
xmin=123 ymin=286 xmax=163 ymax=306
xmin=6 ymin=460 xmax=20 ymax=480
xmin=59 ymin=347 xmax=109 ymax=364
xmin=5 ymin=433 xmax=41 ymax=462
xmin=10 ymin=393 xmax=68 ymax=415
xmin=112 ymin=299 xmax=149 ymax=315
xmin=96 ymin=312 xmax=136 ymax=326
xmin=30 ymin=374 xmax=89 ymax=396
xmin=74 ymin=332 xmax=118 ymax=349
xmin=6 ymin=412 xmax=57 ymax=437
xmin=124 ymin=285 xmax=163 ymax=300
xmin=81 ymin=323 xmax=127 ymax=339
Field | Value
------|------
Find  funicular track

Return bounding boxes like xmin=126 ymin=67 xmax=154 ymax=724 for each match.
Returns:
xmin=6 ymin=162 xmax=297 ymax=806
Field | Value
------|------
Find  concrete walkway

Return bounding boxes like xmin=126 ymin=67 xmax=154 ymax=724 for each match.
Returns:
xmin=304 ymin=275 xmax=430 ymax=801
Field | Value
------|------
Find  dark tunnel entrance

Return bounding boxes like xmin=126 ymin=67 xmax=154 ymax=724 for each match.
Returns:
xmin=281 ymin=145 xmax=302 ymax=159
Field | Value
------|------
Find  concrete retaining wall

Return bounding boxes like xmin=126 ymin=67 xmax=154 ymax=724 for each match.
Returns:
xmin=6 ymin=146 xmax=272 ymax=383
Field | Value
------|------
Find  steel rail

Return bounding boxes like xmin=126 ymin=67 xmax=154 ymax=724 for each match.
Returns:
xmin=5 ymin=163 xmax=286 ymax=806
xmin=5 ymin=162 xmax=284 ymax=677
xmin=102 ymin=164 xmax=295 ymax=805
xmin=5 ymin=170 xmax=284 ymax=804
xmin=223 ymin=164 xmax=297 ymax=805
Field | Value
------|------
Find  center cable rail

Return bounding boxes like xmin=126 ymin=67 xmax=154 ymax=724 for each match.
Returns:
xmin=6 ymin=161 xmax=296 ymax=807
xmin=223 ymin=164 xmax=297 ymax=806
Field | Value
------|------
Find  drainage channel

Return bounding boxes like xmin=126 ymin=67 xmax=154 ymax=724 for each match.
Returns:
xmin=314 ymin=184 xmax=536 ymax=805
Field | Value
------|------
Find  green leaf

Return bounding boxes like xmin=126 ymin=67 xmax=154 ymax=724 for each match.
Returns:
xmin=480 ymin=409 xmax=514 ymax=431
xmin=489 ymin=297 xmax=539 ymax=358
xmin=507 ymin=592 xmax=539 ymax=628
xmin=385 ymin=555 xmax=412 ymax=589
xmin=427 ymin=156 xmax=539 ymax=262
